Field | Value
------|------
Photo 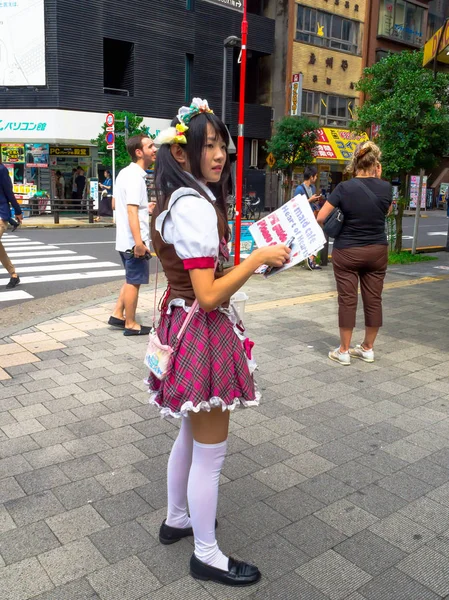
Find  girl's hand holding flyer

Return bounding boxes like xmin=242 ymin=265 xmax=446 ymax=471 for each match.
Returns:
xmin=249 ymin=193 xmax=326 ymax=277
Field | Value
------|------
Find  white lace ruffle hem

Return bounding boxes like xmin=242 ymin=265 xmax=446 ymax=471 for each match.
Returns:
xmin=148 ymin=389 xmax=261 ymax=419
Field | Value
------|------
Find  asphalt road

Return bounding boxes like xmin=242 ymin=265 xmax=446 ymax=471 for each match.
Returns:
xmin=0 ymin=213 xmax=447 ymax=310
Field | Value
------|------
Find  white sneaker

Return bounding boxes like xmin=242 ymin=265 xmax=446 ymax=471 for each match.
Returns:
xmin=328 ymin=348 xmax=351 ymax=366
xmin=349 ymin=345 xmax=374 ymax=363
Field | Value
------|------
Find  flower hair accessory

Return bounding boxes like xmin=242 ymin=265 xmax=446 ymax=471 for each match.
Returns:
xmin=177 ymin=98 xmax=214 ymax=126
xmin=155 ymin=123 xmax=189 ymax=146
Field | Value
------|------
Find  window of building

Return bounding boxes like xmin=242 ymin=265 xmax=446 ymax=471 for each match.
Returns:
xmin=185 ymin=54 xmax=194 ymax=103
xmin=186 ymin=0 xmax=195 ymax=11
xmin=104 ymin=38 xmax=134 ymax=97
xmin=302 ymin=90 xmax=355 ymax=127
xmin=296 ymin=6 xmax=360 ymax=54
xmin=378 ymin=0 xmax=425 ymax=47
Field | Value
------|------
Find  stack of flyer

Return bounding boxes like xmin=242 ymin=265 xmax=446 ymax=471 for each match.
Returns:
xmin=249 ymin=193 xmax=326 ymax=276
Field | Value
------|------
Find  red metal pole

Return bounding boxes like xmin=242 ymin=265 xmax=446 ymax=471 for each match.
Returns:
xmin=233 ymin=0 xmax=248 ymax=265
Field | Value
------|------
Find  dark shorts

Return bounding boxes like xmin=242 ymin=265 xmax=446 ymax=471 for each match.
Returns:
xmin=119 ymin=252 xmax=150 ymax=285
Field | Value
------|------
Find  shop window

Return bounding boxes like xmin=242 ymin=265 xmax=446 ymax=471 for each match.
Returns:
xmin=296 ymin=5 xmax=360 ymax=54
xmin=377 ymin=0 xmax=424 ymax=47
xmin=185 ymin=54 xmax=194 ymax=103
xmin=301 ymin=90 xmax=355 ymax=127
xmin=103 ymin=39 xmax=134 ymax=97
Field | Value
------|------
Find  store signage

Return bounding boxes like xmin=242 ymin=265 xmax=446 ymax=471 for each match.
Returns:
xmin=49 ymin=147 xmax=90 ymax=156
xmin=0 ymin=0 xmax=46 ymax=86
xmin=25 ymin=143 xmax=49 ymax=168
xmin=409 ymin=175 xmax=427 ymax=209
xmin=1 ymin=143 xmax=25 ymax=163
xmin=313 ymin=128 xmax=369 ymax=161
xmin=201 ymin=0 xmax=243 ymax=12
xmin=423 ymin=20 xmax=449 ymax=67
xmin=290 ymin=73 xmax=302 ymax=117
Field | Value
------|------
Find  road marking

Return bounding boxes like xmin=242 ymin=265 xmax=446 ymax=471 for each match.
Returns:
xmin=246 ymin=275 xmax=449 ymax=312
xmin=0 ymin=262 xmax=120 ymax=275
xmin=50 ymin=241 xmax=116 ymax=246
xmin=2 ymin=241 xmax=44 ymax=246
xmin=0 ymin=269 xmax=126 ymax=285
xmin=427 ymin=232 xmax=447 ymax=236
xmin=0 ymin=290 xmax=34 ymax=302
xmin=7 ymin=250 xmax=76 ymax=258
xmin=10 ymin=255 xmax=96 ymax=265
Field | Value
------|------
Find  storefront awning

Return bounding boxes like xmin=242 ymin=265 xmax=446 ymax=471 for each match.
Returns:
xmin=0 ymin=109 xmax=170 ymax=145
xmin=423 ymin=20 xmax=449 ymax=71
xmin=313 ymin=127 xmax=369 ymax=163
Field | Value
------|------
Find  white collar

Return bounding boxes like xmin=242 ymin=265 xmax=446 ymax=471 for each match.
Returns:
xmin=128 ymin=162 xmax=148 ymax=178
xmin=185 ymin=172 xmax=216 ymax=202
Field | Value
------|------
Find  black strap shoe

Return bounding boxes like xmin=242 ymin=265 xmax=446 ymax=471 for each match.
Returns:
xmin=159 ymin=518 xmax=218 ymax=545
xmin=190 ymin=554 xmax=261 ymax=587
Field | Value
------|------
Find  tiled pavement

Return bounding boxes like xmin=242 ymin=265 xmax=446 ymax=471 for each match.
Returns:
xmin=2 ymin=259 xmax=449 ymax=599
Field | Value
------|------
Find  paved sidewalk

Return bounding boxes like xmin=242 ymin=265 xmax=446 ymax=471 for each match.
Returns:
xmin=1 ymin=260 xmax=449 ymax=599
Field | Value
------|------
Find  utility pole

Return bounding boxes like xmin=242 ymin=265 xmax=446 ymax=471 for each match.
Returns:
xmin=234 ymin=0 xmax=248 ymax=265
xmin=411 ymin=168 xmax=425 ymax=255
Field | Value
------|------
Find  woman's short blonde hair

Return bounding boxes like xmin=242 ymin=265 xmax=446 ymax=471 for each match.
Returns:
xmin=346 ymin=140 xmax=381 ymax=176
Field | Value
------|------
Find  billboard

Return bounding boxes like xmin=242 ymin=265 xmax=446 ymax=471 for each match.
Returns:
xmin=0 ymin=0 xmax=46 ymax=86
xmin=1 ymin=143 xmax=25 ymax=163
xmin=25 ymin=143 xmax=49 ymax=167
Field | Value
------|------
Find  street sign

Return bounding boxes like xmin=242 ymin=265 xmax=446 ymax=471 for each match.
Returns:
xmin=106 ymin=126 xmax=114 ymax=132
xmin=106 ymin=131 xmax=115 ymax=150
xmin=201 ymin=0 xmax=242 ymax=12
xmin=266 ymin=153 xmax=276 ymax=168
xmin=106 ymin=113 xmax=115 ymax=127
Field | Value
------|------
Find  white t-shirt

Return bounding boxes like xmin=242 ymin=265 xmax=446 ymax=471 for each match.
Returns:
xmin=115 ymin=162 xmax=150 ymax=252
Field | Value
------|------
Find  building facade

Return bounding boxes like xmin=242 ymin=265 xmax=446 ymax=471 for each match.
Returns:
xmin=0 ymin=0 xmax=277 ymax=201
xmin=281 ymin=0 xmax=368 ymax=194
xmin=365 ymin=0 xmax=431 ymax=66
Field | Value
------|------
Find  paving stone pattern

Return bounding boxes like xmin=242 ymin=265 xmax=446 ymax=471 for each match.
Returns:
xmin=1 ymin=264 xmax=449 ymax=598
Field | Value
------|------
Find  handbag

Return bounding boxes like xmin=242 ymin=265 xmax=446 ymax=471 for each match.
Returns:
xmin=144 ymin=260 xmax=199 ymax=380
xmin=323 ymin=207 xmax=344 ymax=238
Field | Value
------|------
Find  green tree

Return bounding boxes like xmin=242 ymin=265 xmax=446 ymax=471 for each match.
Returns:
xmin=91 ymin=111 xmax=152 ymax=171
xmin=353 ymin=50 xmax=449 ymax=251
xmin=265 ymin=116 xmax=319 ymax=201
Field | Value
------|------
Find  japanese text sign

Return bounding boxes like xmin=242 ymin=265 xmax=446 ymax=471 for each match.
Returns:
xmin=1 ymin=143 xmax=24 ymax=163
xmin=313 ymin=128 xmax=369 ymax=162
xmin=249 ymin=194 xmax=326 ymax=275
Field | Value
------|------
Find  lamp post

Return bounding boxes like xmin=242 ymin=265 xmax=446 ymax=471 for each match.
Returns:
xmin=222 ymin=35 xmax=241 ymax=123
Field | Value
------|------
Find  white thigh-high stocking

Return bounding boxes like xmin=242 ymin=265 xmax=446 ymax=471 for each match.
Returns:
xmin=166 ymin=416 xmax=194 ymax=529
xmin=188 ymin=439 xmax=229 ymax=572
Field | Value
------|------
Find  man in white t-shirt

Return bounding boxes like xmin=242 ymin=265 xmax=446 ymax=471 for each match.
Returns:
xmin=108 ymin=134 xmax=157 ymax=336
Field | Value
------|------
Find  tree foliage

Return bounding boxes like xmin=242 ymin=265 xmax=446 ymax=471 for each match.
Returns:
xmin=265 ymin=116 xmax=319 ymax=198
xmin=352 ymin=50 xmax=449 ymax=250
xmin=91 ymin=111 xmax=150 ymax=171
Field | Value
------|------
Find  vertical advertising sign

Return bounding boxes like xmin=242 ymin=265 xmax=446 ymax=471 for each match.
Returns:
xmin=290 ymin=73 xmax=302 ymax=117
xmin=0 ymin=0 xmax=46 ymax=86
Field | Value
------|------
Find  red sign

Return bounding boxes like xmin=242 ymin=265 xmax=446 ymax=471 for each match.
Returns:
xmin=292 ymin=73 xmax=301 ymax=83
xmin=105 ymin=113 xmax=115 ymax=127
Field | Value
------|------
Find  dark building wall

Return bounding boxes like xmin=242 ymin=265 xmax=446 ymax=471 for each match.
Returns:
xmin=0 ymin=0 xmax=274 ymax=139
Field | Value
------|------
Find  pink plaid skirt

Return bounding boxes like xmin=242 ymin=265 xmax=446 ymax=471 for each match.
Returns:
xmin=147 ymin=306 xmax=260 ymax=418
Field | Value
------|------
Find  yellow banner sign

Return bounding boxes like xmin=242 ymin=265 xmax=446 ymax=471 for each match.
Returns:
xmin=423 ymin=21 xmax=449 ymax=67
xmin=313 ymin=128 xmax=369 ymax=162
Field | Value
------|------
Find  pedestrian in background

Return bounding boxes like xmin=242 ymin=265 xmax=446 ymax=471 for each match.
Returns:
xmin=150 ymin=98 xmax=289 ymax=587
xmin=96 ymin=169 xmax=113 ymax=220
xmin=317 ymin=141 xmax=392 ymax=365
xmin=108 ymin=134 xmax=156 ymax=335
xmin=0 ymin=163 xmax=23 ymax=289
xmin=293 ymin=166 xmax=323 ymax=270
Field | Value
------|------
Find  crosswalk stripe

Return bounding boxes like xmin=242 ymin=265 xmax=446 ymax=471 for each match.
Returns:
xmin=0 ymin=261 xmax=120 ymax=275
xmin=0 ymin=270 xmax=126 ymax=285
xmin=0 ymin=290 xmax=34 ymax=302
xmin=2 ymin=241 xmax=45 ymax=246
xmin=10 ymin=255 xmax=96 ymax=265
xmin=7 ymin=250 xmax=76 ymax=258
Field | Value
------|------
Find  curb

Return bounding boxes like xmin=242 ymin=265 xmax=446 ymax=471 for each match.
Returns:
xmin=21 ymin=223 xmax=115 ymax=229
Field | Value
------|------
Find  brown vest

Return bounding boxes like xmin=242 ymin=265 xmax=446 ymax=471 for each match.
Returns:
xmin=151 ymin=193 xmax=229 ymax=308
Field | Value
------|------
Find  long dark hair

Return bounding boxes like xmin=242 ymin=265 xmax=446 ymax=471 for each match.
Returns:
xmin=155 ymin=112 xmax=231 ymax=232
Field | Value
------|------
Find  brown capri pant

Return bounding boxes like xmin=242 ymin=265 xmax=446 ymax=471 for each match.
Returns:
xmin=332 ymin=244 xmax=388 ymax=329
